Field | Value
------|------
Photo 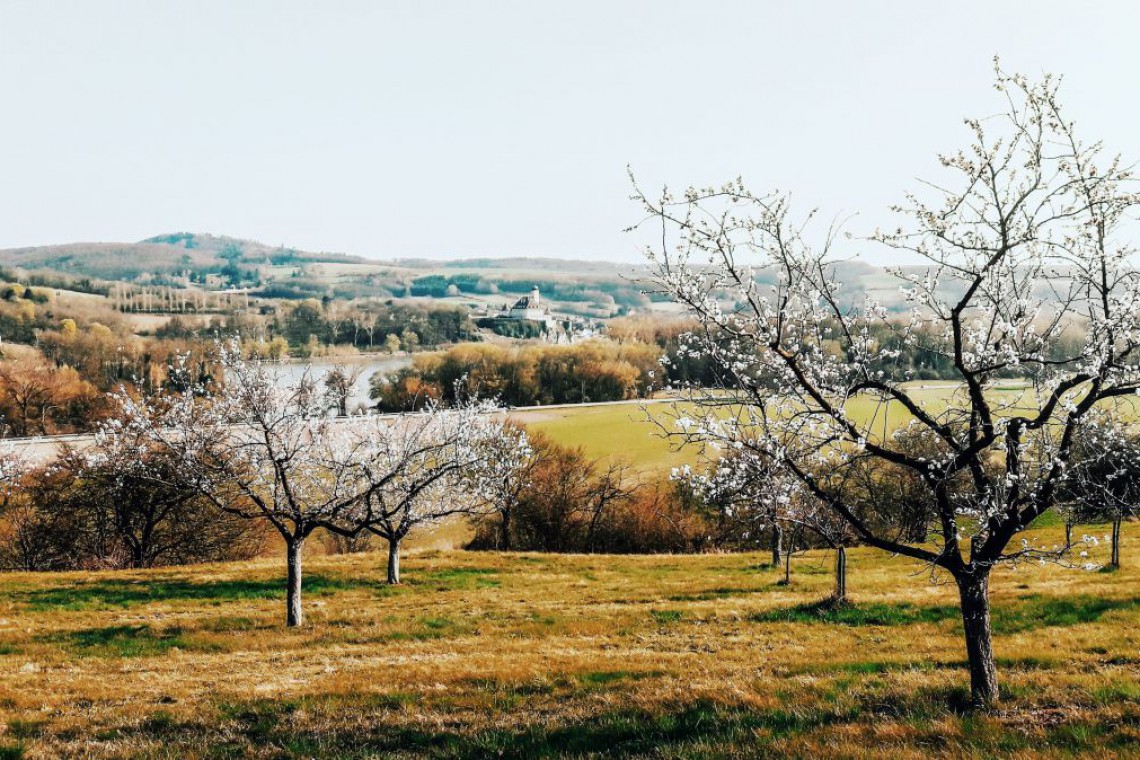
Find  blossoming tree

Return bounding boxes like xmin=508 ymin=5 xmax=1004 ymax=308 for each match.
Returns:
xmin=339 ymin=399 xmax=510 ymax=584
xmin=1064 ymin=412 xmax=1140 ymax=569
xmin=683 ymin=450 xmax=851 ymax=597
xmin=632 ymin=65 xmax=1140 ymax=705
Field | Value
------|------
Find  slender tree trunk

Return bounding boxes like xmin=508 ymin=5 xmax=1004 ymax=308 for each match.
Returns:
xmin=771 ymin=524 xmax=783 ymax=568
xmin=500 ymin=510 xmax=512 ymax=551
xmin=834 ymin=546 xmax=847 ymax=603
xmin=286 ymin=537 xmax=305 ymax=627
xmin=387 ymin=537 xmax=401 ymax=585
xmin=782 ymin=536 xmax=792 ymax=585
xmin=1065 ymin=520 xmax=1073 ymax=549
xmin=1111 ymin=517 xmax=1122 ymax=569
xmin=956 ymin=571 xmax=998 ymax=706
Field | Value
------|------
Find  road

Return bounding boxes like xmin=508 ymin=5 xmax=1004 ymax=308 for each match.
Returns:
xmin=2 ymin=396 xmax=686 ymax=465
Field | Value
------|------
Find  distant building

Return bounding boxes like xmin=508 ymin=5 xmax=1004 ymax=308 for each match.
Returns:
xmin=507 ymin=287 xmax=547 ymax=320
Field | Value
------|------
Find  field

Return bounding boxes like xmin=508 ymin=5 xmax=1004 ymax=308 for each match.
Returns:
xmin=4 ymin=389 xmax=1140 ymax=758
xmin=0 ymin=520 xmax=1138 ymax=758
xmin=516 ymin=401 xmax=691 ymax=473
xmin=512 ymin=383 xmax=1105 ymax=475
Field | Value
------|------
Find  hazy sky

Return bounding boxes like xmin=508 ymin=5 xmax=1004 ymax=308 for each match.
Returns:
xmin=2 ymin=1 xmax=1138 ymax=262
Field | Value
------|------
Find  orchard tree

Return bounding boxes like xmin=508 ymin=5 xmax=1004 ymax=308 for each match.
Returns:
xmin=632 ymin=64 xmax=1140 ymax=705
xmin=344 ymin=398 xmax=507 ymax=584
xmin=1065 ymin=412 xmax=1140 ymax=569
xmin=472 ymin=421 xmax=536 ymax=550
xmin=683 ymin=451 xmax=851 ymax=599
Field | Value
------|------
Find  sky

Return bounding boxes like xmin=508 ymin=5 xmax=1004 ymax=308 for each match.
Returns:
xmin=1 ymin=1 xmax=1138 ymax=263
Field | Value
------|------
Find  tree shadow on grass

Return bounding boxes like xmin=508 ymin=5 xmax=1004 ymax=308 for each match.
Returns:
xmin=27 ymin=692 xmax=1140 ymax=758
xmin=751 ymin=598 xmax=959 ymax=627
xmin=38 ymin=623 xmax=224 ymax=658
xmin=751 ymin=595 xmax=1140 ymax=633
xmin=137 ymin=698 xmax=854 ymax=759
xmin=17 ymin=574 xmax=365 ymax=612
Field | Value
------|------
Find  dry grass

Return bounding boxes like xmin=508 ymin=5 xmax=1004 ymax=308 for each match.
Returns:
xmin=0 ymin=521 xmax=1138 ymax=758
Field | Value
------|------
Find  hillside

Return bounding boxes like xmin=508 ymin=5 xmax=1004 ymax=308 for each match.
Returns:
xmin=0 ymin=530 xmax=1134 ymax=758
xmin=0 ymin=233 xmax=367 ymax=282
xmin=0 ymin=233 xmax=1027 ymax=316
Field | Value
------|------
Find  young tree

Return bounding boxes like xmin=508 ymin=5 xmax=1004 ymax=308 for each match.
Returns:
xmin=345 ymin=400 xmax=505 ymax=584
xmin=1065 ymin=413 xmax=1140 ymax=569
xmin=576 ymin=460 xmax=635 ymax=554
xmin=632 ymin=65 xmax=1140 ymax=705
xmin=384 ymin=333 xmax=402 ymax=355
xmin=685 ymin=451 xmax=851 ymax=599
xmin=471 ymin=421 xmax=537 ymax=550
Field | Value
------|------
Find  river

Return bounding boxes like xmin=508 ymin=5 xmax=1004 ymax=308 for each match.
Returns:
xmin=273 ymin=355 xmax=412 ymax=412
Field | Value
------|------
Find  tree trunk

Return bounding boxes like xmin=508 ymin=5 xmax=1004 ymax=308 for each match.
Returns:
xmin=1111 ymin=517 xmax=1122 ymax=569
xmin=782 ymin=535 xmax=792 ymax=585
xmin=771 ymin=524 xmax=783 ymax=568
xmin=499 ymin=510 xmax=512 ymax=551
xmin=834 ymin=546 xmax=847 ymax=603
xmin=387 ymin=537 xmax=401 ymax=585
xmin=1065 ymin=520 xmax=1073 ymax=549
xmin=286 ymin=537 xmax=305 ymax=628
xmin=957 ymin=572 xmax=998 ymax=706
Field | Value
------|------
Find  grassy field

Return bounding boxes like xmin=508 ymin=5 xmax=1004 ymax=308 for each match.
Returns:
xmin=4 ymin=388 xmax=1140 ymax=758
xmin=515 ymin=402 xmax=692 ymax=474
xmin=511 ymin=383 xmax=1104 ymax=475
xmin=0 ymin=520 xmax=1137 ymax=758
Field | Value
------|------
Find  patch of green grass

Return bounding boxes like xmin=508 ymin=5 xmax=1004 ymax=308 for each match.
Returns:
xmin=1090 ymin=682 xmax=1140 ymax=704
xmin=141 ymin=710 xmax=179 ymax=735
xmin=419 ymin=567 xmax=501 ymax=591
xmin=367 ymin=692 xmax=422 ymax=710
xmin=649 ymin=609 xmax=684 ymax=624
xmin=368 ymin=615 xmax=470 ymax=643
xmin=41 ymin=624 xmax=221 ymax=658
xmin=1030 ymin=510 xmax=1063 ymax=528
xmin=994 ymin=655 xmax=1059 ymax=670
xmin=4 ymin=721 xmax=43 ymax=740
xmin=992 ymin=595 xmax=1140 ymax=633
xmin=752 ymin=599 xmax=959 ymax=627
xmin=752 ymin=594 xmax=1140 ymax=633
xmin=17 ymin=574 xmax=362 ymax=612
xmin=197 ymin=698 xmax=853 ymax=757
xmin=0 ymin=745 xmax=25 ymax=760
xmin=812 ymin=660 xmax=939 ymax=675
xmin=666 ymin=586 xmax=767 ymax=602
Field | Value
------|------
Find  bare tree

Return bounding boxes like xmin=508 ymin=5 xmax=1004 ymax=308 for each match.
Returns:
xmin=632 ymin=64 xmax=1140 ymax=705
xmin=323 ymin=364 xmax=364 ymax=417
xmin=577 ymin=460 xmax=636 ymax=554
xmin=0 ymin=444 xmax=43 ymax=570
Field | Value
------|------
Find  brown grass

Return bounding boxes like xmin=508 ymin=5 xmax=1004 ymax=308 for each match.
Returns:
xmin=0 ymin=522 xmax=1138 ymax=758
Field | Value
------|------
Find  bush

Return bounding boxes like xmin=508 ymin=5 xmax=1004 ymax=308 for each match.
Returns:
xmin=467 ymin=433 xmax=709 ymax=554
